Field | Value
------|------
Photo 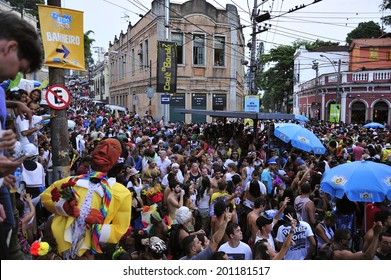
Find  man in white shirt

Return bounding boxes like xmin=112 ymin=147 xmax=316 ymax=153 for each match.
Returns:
xmin=15 ymin=102 xmax=55 ymax=147
xmin=218 ymin=221 xmax=252 ymax=260
xmin=276 ymin=205 xmax=316 ymax=260
xmin=155 ymin=150 xmax=171 ymax=181
xmin=75 ymin=127 xmax=86 ymax=155
xmin=162 ymin=163 xmax=184 ymax=188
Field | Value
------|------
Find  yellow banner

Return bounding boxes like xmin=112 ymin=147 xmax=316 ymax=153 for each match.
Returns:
xmin=38 ymin=5 xmax=85 ymax=71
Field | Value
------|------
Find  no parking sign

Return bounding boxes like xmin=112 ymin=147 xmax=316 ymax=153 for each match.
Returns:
xmin=45 ymin=84 xmax=71 ymax=110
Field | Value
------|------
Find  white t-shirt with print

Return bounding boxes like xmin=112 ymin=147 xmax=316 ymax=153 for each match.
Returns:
xmin=218 ymin=241 xmax=252 ymax=260
xmin=276 ymin=221 xmax=314 ymax=260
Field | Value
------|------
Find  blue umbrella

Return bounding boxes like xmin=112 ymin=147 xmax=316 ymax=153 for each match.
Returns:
xmin=363 ymin=122 xmax=384 ymax=129
xmin=294 ymin=114 xmax=309 ymax=122
xmin=274 ymin=123 xmax=326 ymax=154
xmin=320 ymin=161 xmax=391 ymax=203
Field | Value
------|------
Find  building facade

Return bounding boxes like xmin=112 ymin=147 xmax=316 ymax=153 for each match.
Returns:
xmin=105 ymin=0 xmax=246 ymax=123
xmin=92 ymin=57 xmax=110 ymax=103
xmin=293 ymin=39 xmax=391 ymax=125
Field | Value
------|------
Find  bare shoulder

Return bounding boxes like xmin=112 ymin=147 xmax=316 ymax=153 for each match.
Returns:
xmin=332 ymin=249 xmax=365 ymax=260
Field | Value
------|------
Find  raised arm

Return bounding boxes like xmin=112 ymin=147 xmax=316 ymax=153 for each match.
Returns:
xmin=274 ymin=214 xmax=297 ymax=260
xmin=273 ymin=197 xmax=289 ymax=225
xmin=20 ymin=192 xmax=35 ymax=229
xmin=210 ymin=209 xmax=232 ymax=252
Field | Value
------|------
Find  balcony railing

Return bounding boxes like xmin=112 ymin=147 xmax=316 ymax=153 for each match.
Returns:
xmin=296 ymin=69 xmax=391 ymax=93
xmin=374 ymin=71 xmax=391 ymax=81
xmin=352 ymin=72 xmax=368 ymax=82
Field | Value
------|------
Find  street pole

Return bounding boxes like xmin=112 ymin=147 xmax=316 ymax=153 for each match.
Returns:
xmin=149 ymin=60 xmax=152 ymax=115
xmin=48 ymin=0 xmax=70 ymax=182
xmin=314 ymin=62 xmax=319 ymax=104
xmin=336 ymin=59 xmax=341 ymax=104
xmin=164 ymin=0 xmax=170 ymax=125
xmin=320 ymin=54 xmax=342 ymax=122
xmin=249 ymin=0 xmax=258 ymax=95
xmin=312 ymin=60 xmax=319 ymax=119
xmin=335 ymin=59 xmax=341 ymax=123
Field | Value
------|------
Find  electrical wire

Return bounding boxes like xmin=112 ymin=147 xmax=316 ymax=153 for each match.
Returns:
xmin=270 ymin=0 xmax=285 ymax=46
xmin=101 ymin=0 xmax=390 ymax=81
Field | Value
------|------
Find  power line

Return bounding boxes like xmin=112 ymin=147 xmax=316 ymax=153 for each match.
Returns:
xmin=281 ymin=15 xmax=379 ymax=29
xmin=274 ymin=11 xmax=390 ymax=15
xmin=270 ymin=0 xmax=286 ymax=46
xmin=102 ymin=0 xmax=144 ymax=17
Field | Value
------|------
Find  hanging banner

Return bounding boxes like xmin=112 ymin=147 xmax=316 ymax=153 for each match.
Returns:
xmin=38 ymin=5 xmax=85 ymax=71
xmin=156 ymin=41 xmax=177 ymax=93
xmin=244 ymin=95 xmax=260 ymax=112
xmin=329 ymin=104 xmax=341 ymax=123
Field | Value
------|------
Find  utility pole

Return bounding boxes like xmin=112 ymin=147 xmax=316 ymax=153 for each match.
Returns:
xmin=48 ymin=0 xmax=70 ymax=182
xmin=249 ymin=0 xmax=258 ymax=95
xmin=164 ymin=0 xmax=170 ymax=125
xmin=312 ymin=60 xmax=319 ymax=119
xmin=336 ymin=59 xmax=341 ymax=104
xmin=149 ymin=59 xmax=152 ymax=115
xmin=312 ymin=60 xmax=319 ymax=104
xmin=249 ymin=1 xmax=270 ymax=95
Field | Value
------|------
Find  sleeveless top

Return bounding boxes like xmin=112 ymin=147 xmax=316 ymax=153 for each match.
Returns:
xmin=316 ymin=221 xmax=334 ymax=248
xmin=294 ymin=196 xmax=311 ymax=224
xmin=131 ymin=197 xmax=142 ymax=221
xmin=198 ymin=189 xmax=211 ymax=209
xmin=169 ymin=224 xmax=189 ymax=260
xmin=189 ymin=171 xmax=201 ymax=183
xmin=244 ymin=166 xmax=254 ymax=187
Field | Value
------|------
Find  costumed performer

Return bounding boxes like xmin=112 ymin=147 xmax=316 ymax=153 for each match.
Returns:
xmin=41 ymin=138 xmax=132 ymax=259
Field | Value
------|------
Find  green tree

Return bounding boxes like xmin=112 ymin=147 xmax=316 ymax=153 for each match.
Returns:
xmin=7 ymin=0 xmax=45 ymax=19
xmin=381 ymin=0 xmax=391 ymax=26
xmin=84 ymin=30 xmax=95 ymax=69
xmin=257 ymin=40 xmax=338 ymax=112
xmin=258 ymin=44 xmax=296 ymax=112
xmin=346 ymin=21 xmax=383 ymax=45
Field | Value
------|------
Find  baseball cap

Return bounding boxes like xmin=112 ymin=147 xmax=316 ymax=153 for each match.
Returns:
xmin=256 ymin=215 xmax=273 ymax=229
xmin=23 ymin=143 xmax=38 ymax=157
xmin=171 ymin=163 xmax=180 ymax=169
xmin=267 ymin=159 xmax=277 ymax=165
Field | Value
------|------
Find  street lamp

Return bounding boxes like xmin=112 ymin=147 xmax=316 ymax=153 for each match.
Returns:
xmin=320 ymin=54 xmax=343 ymax=123
xmin=312 ymin=60 xmax=320 ymax=119
xmin=320 ymin=54 xmax=341 ymax=104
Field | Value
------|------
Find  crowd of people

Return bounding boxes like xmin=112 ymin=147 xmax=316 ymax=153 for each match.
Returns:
xmin=1 ymin=11 xmax=390 ymax=261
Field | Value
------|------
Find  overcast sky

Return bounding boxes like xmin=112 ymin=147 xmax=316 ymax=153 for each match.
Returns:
xmin=61 ymin=0 xmax=389 ymax=60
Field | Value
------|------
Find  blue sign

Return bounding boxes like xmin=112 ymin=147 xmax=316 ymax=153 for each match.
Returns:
xmin=161 ymin=94 xmax=170 ymax=104
xmin=244 ymin=95 xmax=260 ymax=112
